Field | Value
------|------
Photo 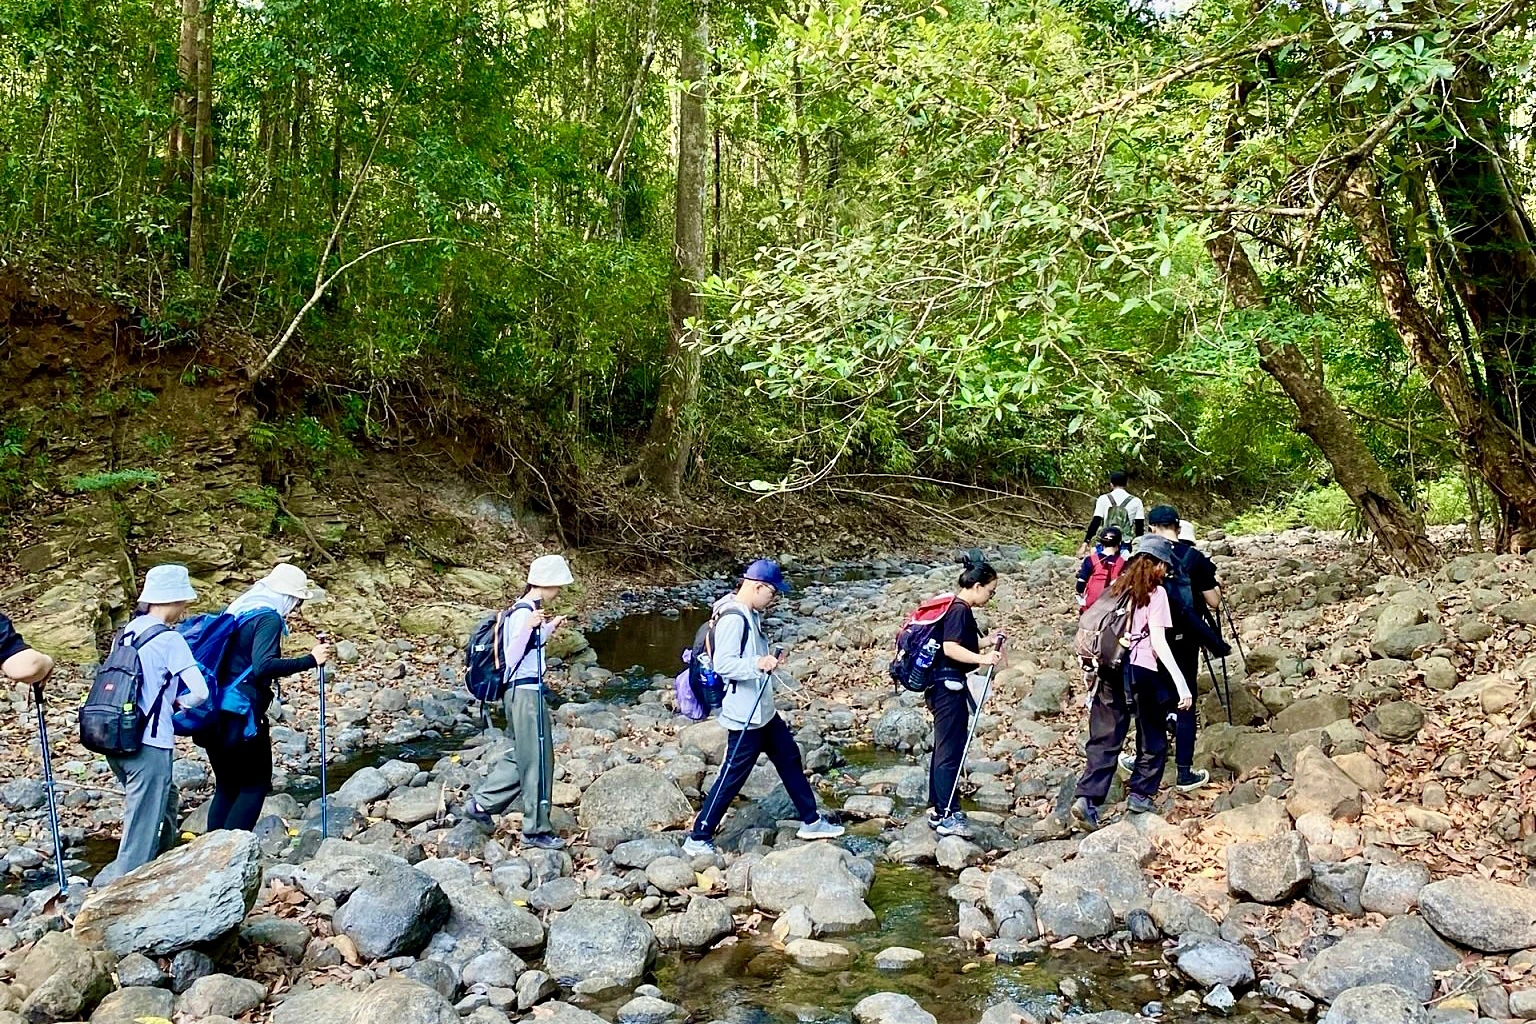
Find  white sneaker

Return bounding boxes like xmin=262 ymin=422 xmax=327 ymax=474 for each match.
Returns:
xmin=1118 ymin=752 xmax=1136 ymax=775
xmin=682 ymin=837 xmax=717 ymax=857
xmin=796 ymin=817 xmax=845 ymax=841
xmin=935 ymin=812 xmax=973 ymax=838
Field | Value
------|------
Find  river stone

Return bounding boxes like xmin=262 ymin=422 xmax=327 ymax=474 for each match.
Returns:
xmin=1321 ymin=984 xmax=1428 ymax=1024
xmin=1309 ymin=861 xmax=1368 ymax=917
xmin=1360 ymin=861 xmax=1429 ymax=917
xmin=844 ymin=795 xmax=896 ymax=819
xmin=240 ymin=915 xmax=313 ymax=960
xmin=1077 ymin=820 xmax=1154 ymax=865
xmin=114 ymin=952 xmax=165 ymax=989
xmin=439 ymin=877 xmax=545 ymax=951
xmin=73 ymin=830 xmax=262 ymax=957
xmin=612 ymin=837 xmax=681 ymax=870
xmin=873 ymin=707 xmax=929 ymax=751
xmin=271 ymin=976 xmax=460 ymax=1024
xmin=645 ymin=856 xmax=696 ymax=894
xmin=463 ymin=947 xmax=527 ymax=988
xmin=1041 ymin=852 xmax=1148 ymax=917
xmin=89 ymin=986 xmax=174 ymax=1024
xmin=577 ymin=765 xmax=692 ymax=833
xmin=1380 ymin=915 xmax=1461 ymax=971
xmin=1273 ymin=695 xmax=1351 ymax=735
xmin=670 ymin=896 xmax=733 ymax=950
xmin=544 ymin=899 xmax=656 ymax=987
xmin=333 ymin=766 xmax=392 ymax=807
xmin=0 ymin=779 xmax=46 ymax=811
xmin=176 ymin=974 xmax=267 ymax=1018
xmin=1227 ymin=830 xmax=1311 ymax=903
xmin=14 ymin=931 xmax=115 ymax=1023
xmin=1176 ymin=938 xmax=1256 ymax=990
xmin=1208 ymin=796 xmax=1291 ymax=839
xmin=616 ymin=995 xmax=678 ymax=1024
xmin=854 ymin=992 xmax=938 ymax=1024
xmin=332 ymin=866 xmax=450 ymax=959
xmin=875 ymin=947 xmax=926 ymax=970
xmin=1286 ymin=746 xmax=1362 ymax=821
xmin=1035 ymin=886 xmax=1114 ymax=939
xmin=278 ymin=838 xmax=409 ymax=901
xmin=1420 ymin=877 xmax=1536 ymax=951
xmin=1372 ymin=623 xmax=1445 ymax=661
xmin=750 ymin=843 xmax=875 ymax=934
xmin=518 ymin=971 xmax=559 ymax=1010
xmin=1149 ymin=887 xmax=1220 ymax=938
xmin=387 ymin=783 xmax=442 ymax=825
xmin=1297 ymin=934 xmax=1434 ymax=1001
xmin=1364 ymin=701 xmax=1425 ymax=743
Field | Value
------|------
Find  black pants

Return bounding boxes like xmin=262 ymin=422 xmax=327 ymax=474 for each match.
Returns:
xmin=928 ymin=681 xmax=972 ymax=817
xmin=1077 ymin=663 xmax=1174 ymax=804
xmin=206 ymin=724 xmax=273 ymax=832
xmin=692 ymin=714 xmax=818 ymax=840
xmin=1128 ymin=645 xmax=1199 ymax=769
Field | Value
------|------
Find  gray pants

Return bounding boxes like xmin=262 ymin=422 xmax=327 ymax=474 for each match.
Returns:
xmin=98 ymin=745 xmax=177 ymax=885
xmin=474 ymin=686 xmax=553 ymax=835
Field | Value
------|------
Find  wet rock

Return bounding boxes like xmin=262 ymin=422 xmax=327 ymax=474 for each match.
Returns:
xmin=1297 ymin=934 xmax=1434 ymax=1001
xmin=1360 ymin=861 xmax=1429 ymax=917
xmin=1175 ymin=937 xmax=1255 ymax=990
xmin=544 ymin=899 xmax=656 ymax=988
xmin=875 ymin=947 xmax=925 ymax=970
xmin=785 ymin=938 xmax=855 ymax=970
xmin=1364 ymin=701 xmax=1424 ymax=743
xmin=176 ymin=975 xmax=267 ymax=1018
xmin=577 ymin=766 xmax=692 ymax=834
xmin=854 ymin=992 xmax=938 ymax=1024
xmin=1420 ymin=877 xmax=1536 ymax=952
xmin=1286 ymin=746 xmax=1362 ymax=822
xmin=616 ymin=995 xmax=678 ymax=1024
xmin=1126 ymin=908 xmax=1160 ymax=942
xmin=1272 ymin=695 xmax=1351 ymax=735
xmin=750 ymin=843 xmax=875 ymax=933
xmin=1041 ymin=853 xmax=1148 ymax=918
xmin=88 ymin=986 xmax=174 ymax=1024
xmin=1321 ymin=984 xmax=1428 ymax=1024
xmin=873 ymin=707 xmax=929 ymax=751
xmin=332 ymin=865 xmax=450 ymax=959
xmin=13 ymin=931 xmax=114 ymax=1023
xmin=1309 ymin=861 xmax=1368 ymax=917
xmin=1035 ymin=887 xmax=1114 ymax=939
xmin=73 ymin=830 xmax=262 ymax=957
xmin=271 ymin=976 xmax=460 ymax=1024
xmin=1226 ymin=831 xmax=1311 ymax=903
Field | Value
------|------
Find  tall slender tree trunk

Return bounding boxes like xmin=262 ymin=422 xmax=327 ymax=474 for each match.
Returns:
xmin=188 ymin=0 xmax=212 ymax=282
xmin=640 ymin=0 xmax=708 ymax=497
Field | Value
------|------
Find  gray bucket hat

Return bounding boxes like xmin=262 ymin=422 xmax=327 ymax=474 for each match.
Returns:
xmin=1131 ymin=534 xmax=1176 ymax=566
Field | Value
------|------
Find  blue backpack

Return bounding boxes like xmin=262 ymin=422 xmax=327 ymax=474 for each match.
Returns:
xmin=172 ymin=608 xmax=282 ymax=740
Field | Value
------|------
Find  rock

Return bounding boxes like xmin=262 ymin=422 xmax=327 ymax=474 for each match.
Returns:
xmin=1175 ymin=938 xmax=1255 ymax=990
xmin=1126 ymin=908 xmax=1161 ymax=942
xmin=544 ymin=899 xmax=656 ymax=988
xmin=1297 ymin=934 xmax=1434 ymax=1001
xmin=577 ymin=766 xmax=692 ymax=834
xmin=612 ymin=838 xmax=681 ymax=870
xmin=1273 ymin=695 xmax=1352 ymax=735
xmin=1040 ymin=853 xmax=1148 ymax=917
xmin=0 ymin=780 xmax=46 ymax=811
xmin=1287 ymin=746 xmax=1362 ymax=822
xmin=89 ymin=986 xmax=174 ymax=1024
xmin=1380 ymin=915 xmax=1461 ymax=971
xmin=176 ymin=975 xmax=267 ymax=1019
xmin=1226 ymin=831 xmax=1311 ymax=903
xmin=1149 ymin=887 xmax=1219 ymax=938
xmin=843 ymin=795 xmax=896 ymax=819
xmin=670 ymin=896 xmax=732 ymax=950
xmin=333 ymin=766 xmax=392 ymax=807
xmin=1321 ymin=984 xmax=1428 ymax=1024
xmin=1309 ymin=861 xmax=1369 ymax=917
xmin=616 ymin=995 xmax=678 ymax=1024
xmin=332 ymin=866 xmax=450 ymax=960
xmin=271 ymin=976 xmax=460 ymax=1024
xmin=875 ymin=947 xmax=925 ymax=970
xmin=240 ymin=915 xmax=313 ymax=960
xmin=1421 ymin=658 xmax=1456 ymax=691
xmin=1419 ymin=877 xmax=1536 ymax=952
xmin=645 ymin=857 xmax=696 ymax=895
xmin=169 ymin=949 xmax=214 ymax=993
xmin=463 ymin=948 xmax=527 ymax=989
xmin=785 ymin=938 xmax=854 ymax=970
xmin=1360 ymin=862 xmax=1429 ymax=917
xmin=1203 ymin=984 xmax=1236 ymax=1014
xmin=73 ymin=830 xmax=262 ymax=957
xmin=937 ymin=836 xmax=985 ymax=871
xmin=1372 ymin=623 xmax=1445 ymax=660
xmin=281 ymin=838 xmax=413 ymax=901
xmin=14 ymin=931 xmax=114 ymax=1023
xmin=113 ymin=952 xmax=164 ymax=989
xmin=1077 ymin=821 xmax=1154 ymax=865
xmin=1364 ymin=701 xmax=1425 ymax=743
xmin=1332 ymin=752 xmax=1386 ymax=794
xmin=1035 ymin=887 xmax=1114 ymax=939
xmin=853 ymin=992 xmax=938 ymax=1024
xmin=1208 ymin=796 xmax=1292 ymax=839
xmin=517 ymin=971 xmax=559 ymax=1010
xmin=1510 ymin=990 xmax=1536 ymax=1019
xmin=438 ymin=877 xmax=545 ymax=952
xmin=387 ymin=784 xmax=443 ymax=826
xmin=750 ymin=843 xmax=874 ymax=933
xmin=873 ymin=707 xmax=930 ymax=751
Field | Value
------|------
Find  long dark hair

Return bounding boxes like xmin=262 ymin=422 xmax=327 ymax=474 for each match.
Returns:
xmin=1109 ymin=555 xmax=1165 ymax=609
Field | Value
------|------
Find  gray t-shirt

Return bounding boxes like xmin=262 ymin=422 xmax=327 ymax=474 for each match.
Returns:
xmin=122 ymin=614 xmax=208 ymax=750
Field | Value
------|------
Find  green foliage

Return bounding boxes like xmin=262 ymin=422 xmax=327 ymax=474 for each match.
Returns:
xmin=235 ymin=485 xmax=280 ymax=513
xmin=142 ymin=431 xmax=175 ymax=456
xmin=69 ymin=469 xmax=160 ymax=493
xmin=249 ymin=416 xmax=358 ymax=473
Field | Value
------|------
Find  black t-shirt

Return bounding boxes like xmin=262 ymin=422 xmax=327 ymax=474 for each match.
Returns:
xmin=0 ymin=612 xmax=30 ymax=665
xmin=1174 ymin=541 xmax=1219 ymax=598
xmin=934 ymin=600 xmax=980 ymax=682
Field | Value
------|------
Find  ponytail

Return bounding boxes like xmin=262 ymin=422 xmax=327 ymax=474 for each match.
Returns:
xmin=958 ymin=556 xmax=998 ymax=590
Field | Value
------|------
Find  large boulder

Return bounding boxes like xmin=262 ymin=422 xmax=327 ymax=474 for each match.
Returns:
xmin=1041 ymin=853 xmax=1148 ymax=918
xmin=1272 ymin=695 xmax=1351 ymax=735
xmin=1419 ymin=877 xmax=1536 ymax=952
xmin=277 ymin=839 xmax=413 ymax=901
xmin=13 ymin=931 xmax=114 ymax=1023
xmin=332 ymin=866 xmax=450 ymax=960
xmin=1226 ymin=831 xmax=1311 ymax=903
xmin=577 ymin=765 xmax=692 ymax=834
xmin=873 ymin=707 xmax=930 ymax=751
xmin=438 ymin=877 xmax=545 ymax=952
xmin=73 ymin=830 xmax=262 ymax=957
xmin=1286 ymin=746 xmax=1362 ymax=821
xmin=1321 ymin=984 xmax=1427 ymax=1024
xmin=1175 ymin=938 xmax=1255 ymax=990
xmin=271 ymin=977 xmax=460 ymax=1024
xmin=544 ymin=900 xmax=656 ymax=988
xmin=750 ymin=843 xmax=875 ymax=934
xmin=1297 ymin=934 xmax=1434 ymax=1002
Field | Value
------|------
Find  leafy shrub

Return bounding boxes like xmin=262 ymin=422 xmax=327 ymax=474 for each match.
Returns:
xmin=69 ymin=469 xmax=160 ymax=493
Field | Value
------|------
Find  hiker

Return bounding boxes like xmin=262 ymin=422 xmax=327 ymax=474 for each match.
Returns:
xmin=683 ymin=560 xmax=844 ymax=856
xmin=1117 ymin=507 xmax=1228 ymax=791
xmin=1076 ymin=526 xmax=1126 ymax=612
xmin=1071 ymin=536 xmax=1192 ymax=829
xmin=461 ymin=554 xmax=573 ymax=849
xmin=95 ymin=565 xmax=210 ymax=885
xmin=926 ymin=555 xmax=1004 ymax=839
xmin=204 ymin=563 xmax=330 ymax=833
xmin=1078 ymin=471 xmax=1144 ymax=557
xmin=0 ymin=612 xmax=53 ymax=685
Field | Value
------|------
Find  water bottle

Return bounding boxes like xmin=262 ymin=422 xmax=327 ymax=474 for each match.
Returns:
xmin=914 ymin=638 xmax=940 ymax=672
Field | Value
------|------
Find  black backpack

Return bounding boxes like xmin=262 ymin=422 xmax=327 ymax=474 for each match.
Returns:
xmin=684 ymin=608 xmax=749 ymax=711
xmin=464 ymin=601 xmax=539 ymax=715
xmin=79 ymin=624 xmax=171 ymax=757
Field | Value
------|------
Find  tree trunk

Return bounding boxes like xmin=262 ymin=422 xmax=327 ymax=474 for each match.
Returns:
xmin=188 ymin=0 xmax=212 ymax=281
xmin=639 ymin=0 xmax=708 ymax=497
xmin=1206 ymin=228 xmax=1439 ymax=568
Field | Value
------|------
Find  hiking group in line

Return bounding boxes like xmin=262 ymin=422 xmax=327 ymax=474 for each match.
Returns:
xmin=7 ymin=470 xmax=1235 ymax=886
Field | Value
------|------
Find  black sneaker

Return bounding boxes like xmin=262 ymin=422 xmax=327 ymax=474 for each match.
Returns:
xmin=1070 ymin=797 xmax=1100 ymax=831
xmin=524 ymin=833 xmax=565 ymax=850
xmin=1176 ymin=768 xmax=1210 ymax=792
xmin=461 ymin=800 xmax=493 ymax=826
xmin=1126 ymin=794 xmax=1157 ymax=814
xmin=926 ymin=809 xmax=941 ymax=830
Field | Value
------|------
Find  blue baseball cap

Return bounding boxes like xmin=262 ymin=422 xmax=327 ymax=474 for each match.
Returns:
xmin=743 ymin=559 xmax=790 ymax=593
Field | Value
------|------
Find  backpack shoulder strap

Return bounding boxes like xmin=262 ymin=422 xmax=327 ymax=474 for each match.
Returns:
xmin=708 ymin=606 xmax=752 ymax=658
xmin=1110 ymin=493 xmax=1129 ymax=509
xmin=128 ymin=623 xmax=171 ymax=650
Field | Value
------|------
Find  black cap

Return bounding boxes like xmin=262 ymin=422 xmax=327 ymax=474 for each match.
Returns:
xmin=1147 ymin=504 xmax=1179 ymax=526
xmin=1098 ymin=526 xmax=1123 ymax=545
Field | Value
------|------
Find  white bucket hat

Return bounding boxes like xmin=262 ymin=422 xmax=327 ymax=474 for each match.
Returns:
xmin=139 ymin=564 xmax=198 ymax=605
xmin=261 ymin=562 xmax=321 ymax=600
xmin=1179 ymin=520 xmax=1196 ymax=543
xmin=527 ymin=554 xmax=574 ymax=587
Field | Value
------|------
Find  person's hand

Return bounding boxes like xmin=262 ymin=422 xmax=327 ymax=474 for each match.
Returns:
xmin=1177 ymin=695 xmax=1193 ymax=711
xmin=756 ymin=654 xmax=781 ymax=672
xmin=978 ymin=649 xmax=1003 ymax=668
xmin=1215 ymin=640 xmax=1233 ymax=658
xmin=528 ymin=608 xmax=548 ymax=627
xmin=547 ymin=615 xmax=567 ymax=632
xmin=1077 ymin=543 xmax=1090 ymax=558
xmin=312 ymin=642 xmax=333 ymax=666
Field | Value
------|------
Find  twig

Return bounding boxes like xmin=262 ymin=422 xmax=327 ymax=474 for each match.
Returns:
xmin=274 ymin=493 xmax=338 ymax=564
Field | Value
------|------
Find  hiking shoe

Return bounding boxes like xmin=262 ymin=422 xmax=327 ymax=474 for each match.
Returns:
xmin=935 ymin=813 xmax=974 ymax=839
xmin=1070 ymin=797 xmax=1100 ymax=831
xmin=1176 ymin=767 xmax=1210 ymax=792
xmin=682 ymin=837 xmax=717 ymax=857
xmin=1118 ymin=752 xmax=1136 ymax=775
xmin=523 ymin=833 xmax=565 ymax=850
xmin=797 ymin=817 xmax=846 ymax=841
xmin=1126 ymin=794 xmax=1158 ymax=815
xmin=460 ymin=800 xmax=493 ymax=826
xmin=926 ymin=808 xmax=941 ymax=829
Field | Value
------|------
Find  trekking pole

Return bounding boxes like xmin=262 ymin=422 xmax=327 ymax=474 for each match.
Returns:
xmin=696 ymin=645 xmax=780 ymax=831
xmin=534 ymin=618 xmax=552 ymax=829
xmin=31 ymin=680 xmax=68 ymax=890
xmin=1201 ymin=649 xmax=1231 ymax=725
xmin=316 ymin=632 xmax=329 ymax=838
xmin=945 ymin=633 xmax=1007 ymax=815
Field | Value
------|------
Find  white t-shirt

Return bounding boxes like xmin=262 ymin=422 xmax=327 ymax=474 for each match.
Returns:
xmin=1093 ymin=487 xmax=1145 ymax=525
xmin=121 ymin=614 xmax=209 ymax=750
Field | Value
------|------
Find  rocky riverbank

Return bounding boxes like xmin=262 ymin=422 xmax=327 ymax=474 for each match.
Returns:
xmin=4 ymin=528 xmax=1536 ymax=1024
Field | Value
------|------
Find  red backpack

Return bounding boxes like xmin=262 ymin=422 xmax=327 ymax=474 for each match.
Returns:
xmin=1081 ymin=553 xmax=1125 ymax=609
